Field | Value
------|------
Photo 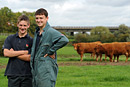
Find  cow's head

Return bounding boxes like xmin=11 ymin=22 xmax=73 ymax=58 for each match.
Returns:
xmin=72 ymin=43 xmax=80 ymax=50
xmin=94 ymin=44 xmax=102 ymax=53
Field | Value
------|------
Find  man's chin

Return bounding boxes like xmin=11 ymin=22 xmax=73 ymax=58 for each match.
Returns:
xmin=20 ymin=31 xmax=26 ymax=34
xmin=38 ymin=24 xmax=44 ymax=27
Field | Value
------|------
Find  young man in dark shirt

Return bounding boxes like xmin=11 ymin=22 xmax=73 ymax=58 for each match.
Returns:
xmin=3 ymin=15 xmax=33 ymax=87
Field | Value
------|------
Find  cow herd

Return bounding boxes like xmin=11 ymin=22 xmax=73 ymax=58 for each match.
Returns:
xmin=72 ymin=41 xmax=130 ymax=62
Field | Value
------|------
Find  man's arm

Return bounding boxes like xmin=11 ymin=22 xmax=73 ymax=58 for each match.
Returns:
xmin=47 ymin=35 xmax=69 ymax=55
xmin=3 ymin=49 xmax=28 ymax=58
xmin=7 ymin=48 xmax=30 ymax=61
xmin=17 ymin=54 xmax=31 ymax=61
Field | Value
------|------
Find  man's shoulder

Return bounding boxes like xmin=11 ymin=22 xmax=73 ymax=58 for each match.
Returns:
xmin=48 ymin=27 xmax=60 ymax=33
xmin=6 ymin=34 xmax=16 ymax=40
xmin=27 ymin=35 xmax=33 ymax=39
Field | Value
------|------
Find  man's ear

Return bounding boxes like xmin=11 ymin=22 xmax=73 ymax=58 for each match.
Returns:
xmin=47 ymin=16 xmax=49 ymax=21
xmin=28 ymin=24 xmax=30 ymax=28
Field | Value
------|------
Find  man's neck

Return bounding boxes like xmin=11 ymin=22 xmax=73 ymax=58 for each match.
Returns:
xmin=39 ymin=25 xmax=46 ymax=35
xmin=39 ymin=29 xmax=43 ymax=35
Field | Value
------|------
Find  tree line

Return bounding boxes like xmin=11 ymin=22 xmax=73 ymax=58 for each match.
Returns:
xmin=74 ymin=25 xmax=130 ymax=43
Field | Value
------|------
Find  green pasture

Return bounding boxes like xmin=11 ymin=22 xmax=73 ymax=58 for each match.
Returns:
xmin=57 ymin=65 xmax=130 ymax=87
xmin=0 ymin=46 xmax=130 ymax=87
xmin=0 ymin=36 xmax=7 ymax=38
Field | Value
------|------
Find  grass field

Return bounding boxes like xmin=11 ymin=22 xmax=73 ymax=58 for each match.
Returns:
xmin=0 ymin=46 xmax=130 ymax=87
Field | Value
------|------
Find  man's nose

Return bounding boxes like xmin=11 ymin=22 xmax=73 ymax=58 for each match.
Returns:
xmin=21 ymin=25 xmax=25 ymax=28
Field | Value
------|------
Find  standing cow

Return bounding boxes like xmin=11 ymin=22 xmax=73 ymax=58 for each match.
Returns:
xmin=95 ymin=43 xmax=115 ymax=62
xmin=112 ymin=42 xmax=130 ymax=62
xmin=72 ymin=41 xmax=101 ymax=61
xmin=94 ymin=44 xmax=107 ymax=62
xmin=95 ymin=42 xmax=130 ymax=62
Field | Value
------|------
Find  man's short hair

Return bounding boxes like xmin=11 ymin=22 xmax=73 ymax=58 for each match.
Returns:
xmin=35 ymin=8 xmax=48 ymax=17
xmin=17 ymin=15 xmax=30 ymax=24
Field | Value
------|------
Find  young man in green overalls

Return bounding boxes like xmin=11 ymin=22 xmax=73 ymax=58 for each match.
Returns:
xmin=30 ymin=8 xmax=69 ymax=87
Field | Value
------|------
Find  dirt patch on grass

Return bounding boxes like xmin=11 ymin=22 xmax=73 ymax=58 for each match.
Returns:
xmin=0 ymin=65 xmax=6 ymax=69
xmin=1 ymin=61 xmax=130 ymax=69
xmin=58 ymin=61 xmax=130 ymax=66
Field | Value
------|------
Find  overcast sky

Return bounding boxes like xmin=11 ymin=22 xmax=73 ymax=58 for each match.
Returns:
xmin=0 ymin=0 xmax=130 ymax=26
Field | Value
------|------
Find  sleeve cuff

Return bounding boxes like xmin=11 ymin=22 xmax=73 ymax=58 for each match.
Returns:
xmin=47 ymin=50 xmax=54 ymax=55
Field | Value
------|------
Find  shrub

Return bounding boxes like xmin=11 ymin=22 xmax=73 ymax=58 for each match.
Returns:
xmin=74 ymin=33 xmax=88 ymax=43
xmin=0 ymin=37 xmax=6 ymax=56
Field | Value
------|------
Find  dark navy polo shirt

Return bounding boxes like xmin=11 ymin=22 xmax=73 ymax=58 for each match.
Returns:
xmin=3 ymin=33 xmax=33 ymax=76
xmin=32 ymin=29 xmax=42 ymax=68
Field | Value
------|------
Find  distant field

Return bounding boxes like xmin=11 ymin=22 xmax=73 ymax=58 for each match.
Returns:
xmin=0 ymin=36 xmax=7 ymax=39
xmin=0 ymin=46 xmax=130 ymax=87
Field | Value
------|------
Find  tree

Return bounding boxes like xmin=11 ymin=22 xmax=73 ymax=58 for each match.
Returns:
xmin=126 ymin=35 xmax=130 ymax=42
xmin=114 ymin=24 xmax=130 ymax=42
xmin=90 ymin=26 xmax=113 ymax=42
xmin=0 ymin=7 xmax=13 ymax=32
xmin=87 ymin=35 xmax=100 ymax=42
xmin=117 ymin=34 xmax=129 ymax=42
xmin=100 ymin=33 xmax=116 ymax=43
xmin=74 ymin=33 xmax=88 ymax=42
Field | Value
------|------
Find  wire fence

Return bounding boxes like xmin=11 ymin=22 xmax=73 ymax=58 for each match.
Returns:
xmin=0 ymin=33 xmax=13 ymax=36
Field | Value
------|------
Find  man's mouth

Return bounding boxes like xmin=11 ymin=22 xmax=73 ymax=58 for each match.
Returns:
xmin=20 ymin=29 xmax=25 ymax=31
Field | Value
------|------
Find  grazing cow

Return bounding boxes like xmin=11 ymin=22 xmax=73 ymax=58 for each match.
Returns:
xmin=112 ymin=42 xmax=127 ymax=62
xmin=72 ymin=41 xmax=101 ymax=61
xmin=95 ymin=43 xmax=115 ymax=62
xmin=111 ymin=42 xmax=130 ymax=62
xmin=95 ymin=42 xmax=130 ymax=62
xmin=94 ymin=44 xmax=107 ymax=62
xmin=112 ymin=42 xmax=130 ymax=62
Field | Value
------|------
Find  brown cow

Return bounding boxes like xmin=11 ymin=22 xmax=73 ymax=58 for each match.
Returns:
xmin=113 ymin=42 xmax=130 ymax=62
xmin=112 ymin=42 xmax=127 ymax=62
xmin=72 ymin=41 xmax=101 ymax=61
xmin=94 ymin=43 xmax=107 ymax=62
xmin=95 ymin=42 xmax=130 ymax=62
xmin=95 ymin=43 xmax=116 ymax=62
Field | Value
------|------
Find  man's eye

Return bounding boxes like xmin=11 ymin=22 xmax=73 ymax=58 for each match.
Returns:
xmin=40 ymin=17 xmax=43 ymax=19
xmin=20 ymin=24 xmax=22 ymax=26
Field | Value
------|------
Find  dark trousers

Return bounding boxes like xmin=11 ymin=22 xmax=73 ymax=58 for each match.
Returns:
xmin=7 ymin=76 xmax=32 ymax=87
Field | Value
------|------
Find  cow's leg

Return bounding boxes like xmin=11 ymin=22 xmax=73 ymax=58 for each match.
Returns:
xmin=92 ymin=52 xmax=95 ymax=59
xmin=90 ymin=53 xmax=92 ymax=59
xmin=110 ymin=55 xmax=113 ymax=62
xmin=113 ymin=55 xmax=116 ymax=62
xmin=80 ymin=53 xmax=83 ymax=61
xmin=117 ymin=55 xmax=119 ymax=62
xmin=125 ymin=57 xmax=128 ymax=62
xmin=125 ymin=52 xmax=129 ymax=62
xmin=96 ymin=54 xmax=99 ymax=61
xmin=100 ymin=54 xmax=102 ymax=62
xmin=105 ymin=54 xmax=107 ymax=61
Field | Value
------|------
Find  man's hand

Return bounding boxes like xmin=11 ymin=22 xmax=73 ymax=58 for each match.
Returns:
xmin=10 ymin=48 xmax=14 ymax=51
xmin=44 ymin=53 xmax=55 ymax=59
